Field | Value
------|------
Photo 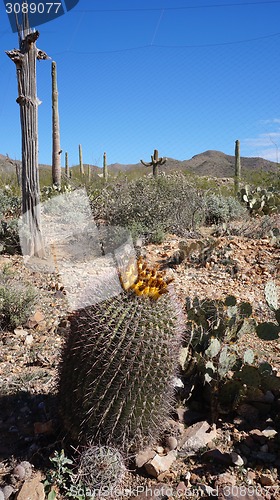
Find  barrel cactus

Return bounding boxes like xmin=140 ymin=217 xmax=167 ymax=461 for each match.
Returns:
xmin=58 ymin=256 xmax=184 ymax=452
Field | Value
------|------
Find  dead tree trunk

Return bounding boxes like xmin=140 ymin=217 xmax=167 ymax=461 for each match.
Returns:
xmin=6 ymin=16 xmax=48 ymax=258
xmin=52 ymin=61 xmax=61 ymax=187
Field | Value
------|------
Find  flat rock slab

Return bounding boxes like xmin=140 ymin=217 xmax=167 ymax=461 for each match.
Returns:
xmin=178 ymin=420 xmax=217 ymax=453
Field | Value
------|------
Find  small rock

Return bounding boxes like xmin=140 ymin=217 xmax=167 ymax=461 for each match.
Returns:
xmin=249 ymin=429 xmax=267 ymax=444
xmin=30 ymin=310 xmax=44 ymax=323
xmin=230 ymin=451 xmax=244 ymax=466
xmin=13 ymin=464 xmax=26 ymax=481
xmin=19 ymin=462 xmax=32 ymax=480
xmin=13 ymin=328 xmax=28 ymax=337
xmin=262 ymin=427 xmax=277 ymax=438
xmin=260 ymin=444 xmax=269 ymax=453
xmin=202 ymin=448 xmax=232 ymax=465
xmin=172 ymin=376 xmax=184 ymax=388
xmin=259 ymin=473 xmax=274 ymax=486
xmin=154 ymin=446 xmax=165 ymax=454
xmin=164 ymin=436 xmax=177 ymax=452
xmin=176 ymin=481 xmax=188 ymax=495
xmin=178 ymin=420 xmax=217 ymax=453
xmin=2 ymin=485 xmax=14 ymax=499
xmin=144 ymin=450 xmax=177 ymax=478
xmin=246 ymin=470 xmax=256 ymax=483
xmin=15 ymin=472 xmax=45 ymax=500
xmin=215 ymin=472 xmax=236 ymax=487
xmin=135 ymin=448 xmax=156 ymax=468
xmin=24 ymin=334 xmax=33 ymax=346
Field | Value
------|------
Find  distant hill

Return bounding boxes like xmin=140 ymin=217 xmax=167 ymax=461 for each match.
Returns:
xmin=0 ymin=150 xmax=278 ymax=179
xmin=108 ymin=150 xmax=279 ymax=178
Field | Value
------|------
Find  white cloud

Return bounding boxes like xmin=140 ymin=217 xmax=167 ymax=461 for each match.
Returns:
xmin=254 ymin=148 xmax=280 ymax=162
xmin=243 ymin=128 xmax=280 ymax=162
xmin=258 ymin=118 xmax=280 ymax=125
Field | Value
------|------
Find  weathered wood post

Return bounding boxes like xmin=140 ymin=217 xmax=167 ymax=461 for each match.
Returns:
xmin=6 ymin=14 xmax=48 ymax=257
xmin=234 ymin=139 xmax=241 ymax=196
xmin=140 ymin=149 xmax=166 ymax=177
xmin=52 ymin=61 xmax=61 ymax=187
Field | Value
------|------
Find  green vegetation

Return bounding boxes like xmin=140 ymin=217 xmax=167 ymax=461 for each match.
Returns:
xmin=44 ymin=447 xmax=125 ymax=500
xmin=0 ymin=266 xmax=37 ymax=329
xmin=90 ymin=173 xmax=206 ymax=242
xmin=204 ymin=193 xmax=247 ymax=225
xmin=238 ymin=184 xmax=280 ymax=216
xmin=182 ymin=283 xmax=280 ymax=422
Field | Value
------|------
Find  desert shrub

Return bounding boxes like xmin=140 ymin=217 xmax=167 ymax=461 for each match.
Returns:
xmin=228 ymin=214 xmax=280 ymax=240
xmin=40 ymin=182 xmax=73 ymax=202
xmin=204 ymin=194 xmax=247 ymax=225
xmin=90 ymin=173 xmax=205 ymax=241
xmin=0 ymin=188 xmax=21 ymax=218
xmin=0 ymin=273 xmax=37 ymax=330
xmin=0 ymin=219 xmax=21 ymax=254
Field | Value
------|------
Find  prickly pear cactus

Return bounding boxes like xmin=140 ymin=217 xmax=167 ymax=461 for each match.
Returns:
xmin=256 ymin=280 xmax=280 ymax=340
xmin=58 ymin=257 xmax=184 ymax=452
xmin=238 ymin=185 xmax=280 ymax=215
xmin=265 ymin=280 xmax=278 ymax=311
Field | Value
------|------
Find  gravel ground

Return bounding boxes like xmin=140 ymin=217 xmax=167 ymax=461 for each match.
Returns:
xmin=0 ymin=224 xmax=279 ymax=499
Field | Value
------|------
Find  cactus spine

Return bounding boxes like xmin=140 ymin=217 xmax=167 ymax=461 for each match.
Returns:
xmin=234 ymin=139 xmax=241 ymax=196
xmin=103 ymin=151 xmax=108 ymax=182
xmin=140 ymin=149 xmax=166 ymax=177
xmin=79 ymin=144 xmax=84 ymax=175
xmin=58 ymin=257 xmax=183 ymax=452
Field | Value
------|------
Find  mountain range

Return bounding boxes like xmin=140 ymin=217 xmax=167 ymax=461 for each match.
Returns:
xmin=0 ymin=150 xmax=278 ymax=179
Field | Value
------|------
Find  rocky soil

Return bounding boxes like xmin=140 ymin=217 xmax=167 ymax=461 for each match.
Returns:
xmin=0 ymin=219 xmax=280 ymax=499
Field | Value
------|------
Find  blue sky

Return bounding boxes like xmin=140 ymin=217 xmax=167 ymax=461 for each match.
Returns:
xmin=0 ymin=0 xmax=280 ymax=167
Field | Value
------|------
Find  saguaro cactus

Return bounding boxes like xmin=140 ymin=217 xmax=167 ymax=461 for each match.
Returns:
xmin=234 ymin=140 xmax=241 ymax=196
xmin=140 ymin=149 xmax=166 ymax=177
xmin=58 ymin=257 xmax=184 ymax=452
xmin=79 ymin=144 xmax=84 ymax=175
xmin=87 ymin=164 xmax=91 ymax=182
xmin=103 ymin=151 xmax=108 ymax=182
xmin=65 ymin=152 xmax=70 ymax=179
xmin=51 ymin=61 xmax=61 ymax=187
xmin=6 ymin=14 xmax=48 ymax=257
